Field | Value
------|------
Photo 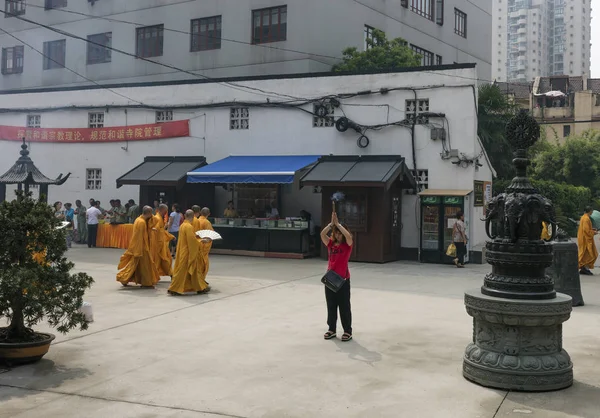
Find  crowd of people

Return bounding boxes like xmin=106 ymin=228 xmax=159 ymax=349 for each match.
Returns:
xmin=114 ymin=203 xmax=214 ymax=296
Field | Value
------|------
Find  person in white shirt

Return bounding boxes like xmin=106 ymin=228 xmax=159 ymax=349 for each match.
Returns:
xmin=86 ymin=201 xmax=103 ymax=248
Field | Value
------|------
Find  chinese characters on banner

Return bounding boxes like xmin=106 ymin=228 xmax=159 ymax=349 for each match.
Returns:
xmin=0 ymin=120 xmax=190 ymax=143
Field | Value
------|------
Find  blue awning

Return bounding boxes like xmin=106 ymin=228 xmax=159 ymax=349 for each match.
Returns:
xmin=187 ymin=155 xmax=321 ymax=184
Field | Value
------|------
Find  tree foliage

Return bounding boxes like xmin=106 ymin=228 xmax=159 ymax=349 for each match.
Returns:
xmin=332 ymin=30 xmax=422 ymax=73
xmin=477 ymin=84 xmax=519 ymax=179
xmin=530 ymin=130 xmax=600 ymax=193
xmin=0 ymin=192 xmax=94 ymax=342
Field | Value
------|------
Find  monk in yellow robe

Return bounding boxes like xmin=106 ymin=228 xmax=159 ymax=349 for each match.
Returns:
xmin=117 ymin=206 xmax=160 ymax=287
xmin=196 ymin=207 xmax=214 ymax=283
xmin=168 ymin=210 xmax=212 ymax=295
xmin=149 ymin=203 xmax=174 ymax=277
xmin=578 ymin=206 xmax=598 ymax=275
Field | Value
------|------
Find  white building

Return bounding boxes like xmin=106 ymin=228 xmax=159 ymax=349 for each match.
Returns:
xmin=0 ymin=0 xmax=492 ymax=90
xmin=493 ymin=0 xmax=592 ymax=82
xmin=0 ymin=64 xmax=493 ymax=263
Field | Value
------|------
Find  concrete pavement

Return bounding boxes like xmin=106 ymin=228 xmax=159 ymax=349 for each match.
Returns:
xmin=1 ymin=247 xmax=600 ymax=417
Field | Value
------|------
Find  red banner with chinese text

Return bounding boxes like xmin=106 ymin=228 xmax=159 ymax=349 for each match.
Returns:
xmin=0 ymin=120 xmax=189 ymax=143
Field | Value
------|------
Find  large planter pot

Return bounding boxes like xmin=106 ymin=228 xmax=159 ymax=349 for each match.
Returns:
xmin=0 ymin=333 xmax=55 ymax=365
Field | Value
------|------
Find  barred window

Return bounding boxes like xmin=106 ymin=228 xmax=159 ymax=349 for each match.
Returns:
xmin=191 ymin=16 xmax=222 ymax=51
xmin=364 ymin=25 xmax=378 ymax=50
xmin=454 ymin=8 xmax=467 ymax=38
xmin=312 ymin=102 xmax=335 ymax=128
xmin=156 ymin=110 xmax=173 ymax=123
xmin=230 ymin=108 xmax=249 ymax=130
xmin=86 ymin=169 xmax=102 ymax=190
xmin=5 ymin=0 xmax=26 ymax=17
xmin=27 ymin=114 xmax=41 ymax=128
xmin=410 ymin=44 xmax=434 ymax=66
xmin=44 ymin=0 xmax=66 ymax=10
xmin=406 ymin=99 xmax=430 ymax=124
xmin=88 ymin=112 xmax=104 ymax=128
xmin=411 ymin=0 xmax=434 ymax=21
xmin=435 ymin=54 xmax=442 ymax=65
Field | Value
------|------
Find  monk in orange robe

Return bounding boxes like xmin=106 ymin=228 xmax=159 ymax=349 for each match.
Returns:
xmin=196 ymin=207 xmax=214 ymax=283
xmin=578 ymin=206 xmax=598 ymax=275
xmin=117 ymin=206 xmax=160 ymax=287
xmin=168 ymin=210 xmax=211 ymax=295
xmin=149 ymin=203 xmax=174 ymax=277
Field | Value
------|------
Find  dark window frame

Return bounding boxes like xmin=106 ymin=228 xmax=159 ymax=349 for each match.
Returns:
xmin=454 ymin=8 xmax=467 ymax=38
xmin=42 ymin=39 xmax=66 ymax=70
xmin=44 ymin=0 xmax=66 ymax=10
xmin=190 ymin=15 xmax=222 ymax=52
xmin=1 ymin=45 xmax=24 ymax=74
xmin=364 ymin=25 xmax=378 ymax=50
xmin=411 ymin=0 xmax=434 ymax=21
xmin=563 ymin=125 xmax=571 ymax=137
xmin=435 ymin=54 xmax=442 ymax=65
xmin=252 ymin=5 xmax=287 ymax=44
xmin=435 ymin=0 xmax=444 ymax=25
xmin=136 ymin=24 xmax=164 ymax=58
xmin=86 ymin=32 xmax=112 ymax=65
xmin=5 ymin=0 xmax=26 ymax=17
xmin=410 ymin=44 xmax=434 ymax=66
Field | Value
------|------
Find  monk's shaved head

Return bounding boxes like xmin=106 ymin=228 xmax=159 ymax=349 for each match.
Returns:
xmin=192 ymin=205 xmax=201 ymax=214
xmin=200 ymin=207 xmax=210 ymax=216
xmin=142 ymin=205 xmax=153 ymax=215
xmin=185 ymin=209 xmax=195 ymax=220
xmin=159 ymin=204 xmax=168 ymax=211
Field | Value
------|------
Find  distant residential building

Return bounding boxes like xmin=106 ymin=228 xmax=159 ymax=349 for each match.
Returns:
xmin=0 ymin=0 xmax=491 ymax=91
xmin=493 ymin=0 xmax=591 ymax=82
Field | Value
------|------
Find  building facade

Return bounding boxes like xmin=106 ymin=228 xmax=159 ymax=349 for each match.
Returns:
xmin=493 ymin=0 xmax=592 ymax=82
xmin=0 ymin=0 xmax=491 ymax=91
xmin=0 ymin=65 xmax=492 ymax=262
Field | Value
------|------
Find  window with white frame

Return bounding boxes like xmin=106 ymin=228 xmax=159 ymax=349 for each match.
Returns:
xmin=26 ymin=114 xmax=40 ymax=128
xmin=155 ymin=110 xmax=173 ymax=123
xmin=405 ymin=99 xmax=430 ymax=124
xmin=88 ymin=112 xmax=104 ymax=128
xmin=230 ymin=107 xmax=249 ymax=130
xmin=86 ymin=169 xmax=102 ymax=190
xmin=312 ymin=102 xmax=335 ymax=128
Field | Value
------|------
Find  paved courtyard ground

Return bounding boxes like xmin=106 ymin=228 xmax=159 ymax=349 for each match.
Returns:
xmin=1 ymin=247 xmax=600 ymax=418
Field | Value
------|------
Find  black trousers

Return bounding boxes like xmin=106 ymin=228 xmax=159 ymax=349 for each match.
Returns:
xmin=325 ymin=280 xmax=352 ymax=334
xmin=455 ymin=242 xmax=467 ymax=265
xmin=87 ymin=224 xmax=98 ymax=248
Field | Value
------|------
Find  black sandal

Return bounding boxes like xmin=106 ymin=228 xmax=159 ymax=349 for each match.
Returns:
xmin=341 ymin=333 xmax=353 ymax=342
xmin=324 ymin=331 xmax=336 ymax=340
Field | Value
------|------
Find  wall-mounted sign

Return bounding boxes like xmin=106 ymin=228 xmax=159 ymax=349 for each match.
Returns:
xmin=0 ymin=120 xmax=189 ymax=143
xmin=474 ymin=180 xmax=484 ymax=206
xmin=422 ymin=196 xmax=441 ymax=204
xmin=444 ymin=196 xmax=463 ymax=205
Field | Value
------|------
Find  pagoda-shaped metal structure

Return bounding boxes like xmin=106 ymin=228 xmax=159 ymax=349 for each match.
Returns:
xmin=0 ymin=139 xmax=70 ymax=203
xmin=463 ymin=110 xmax=573 ymax=391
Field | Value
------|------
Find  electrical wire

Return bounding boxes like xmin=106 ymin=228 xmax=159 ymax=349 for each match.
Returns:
xmin=0 ymin=26 xmax=154 ymax=108
xmin=0 ymin=9 xmax=304 ymax=101
xmin=19 ymin=1 xmax=344 ymax=62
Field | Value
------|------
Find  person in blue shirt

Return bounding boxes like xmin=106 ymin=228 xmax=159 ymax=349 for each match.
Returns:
xmin=64 ymin=202 xmax=75 ymax=248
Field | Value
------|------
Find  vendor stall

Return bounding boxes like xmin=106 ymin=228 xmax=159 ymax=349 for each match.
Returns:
xmin=300 ymin=155 xmax=417 ymax=263
xmin=117 ymin=156 xmax=214 ymax=210
xmin=187 ymin=155 xmax=320 ymax=258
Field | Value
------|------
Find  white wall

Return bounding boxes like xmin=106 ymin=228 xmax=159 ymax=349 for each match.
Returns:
xmin=0 ymin=67 xmax=492 ymax=251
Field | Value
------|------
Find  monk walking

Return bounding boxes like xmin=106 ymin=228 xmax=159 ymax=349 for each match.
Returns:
xmin=149 ymin=203 xmax=175 ymax=277
xmin=196 ymin=207 xmax=214 ymax=284
xmin=168 ymin=210 xmax=211 ymax=296
xmin=578 ymin=206 xmax=598 ymax=275
xmin=117 ymin=206 xmax=160 ymax=287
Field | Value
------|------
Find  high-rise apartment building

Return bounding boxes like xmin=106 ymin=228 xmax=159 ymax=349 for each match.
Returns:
xmin=0 ymin=0 xmax=491 ymax=91
xmin=493 ymin=0 xmax=591 ymax=82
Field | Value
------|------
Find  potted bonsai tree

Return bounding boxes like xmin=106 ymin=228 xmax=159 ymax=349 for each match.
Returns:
xmin=0 ymin=192 xmax=93 ymax=365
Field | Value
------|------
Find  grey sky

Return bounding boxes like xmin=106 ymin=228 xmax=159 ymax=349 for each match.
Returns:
xmin=593 ymin=0 xmax=599 ymax=77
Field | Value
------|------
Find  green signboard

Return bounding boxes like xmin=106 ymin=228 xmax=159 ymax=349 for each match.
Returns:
xmin=422 ymin=196 xmax=441 ymax=204
xmin=444 ymin=196 xmax=463 ymax=205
